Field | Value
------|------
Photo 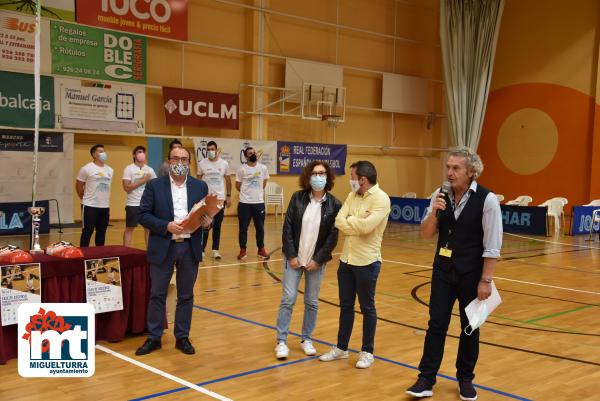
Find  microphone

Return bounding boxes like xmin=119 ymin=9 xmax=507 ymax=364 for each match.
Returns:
xmin=435 ymin=181 xmax=451 ymax=219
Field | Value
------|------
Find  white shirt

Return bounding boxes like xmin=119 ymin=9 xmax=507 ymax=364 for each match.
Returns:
xmin=236 ymin=163 xmax=269 ymax=204
xmin=123 ymin=163 xmax=157 ymax=206
xmin=170 ymin=175 xmax=190 ymax=239
xmin=423 ymin=181 xmax=503 ymax=258
xmin=297 ymin=193 xmax=325 ymax=267
xmin=77 ymin=162 xmax=114 ymax=208
xmin=198 ymin=158 xmax=230 ymax=200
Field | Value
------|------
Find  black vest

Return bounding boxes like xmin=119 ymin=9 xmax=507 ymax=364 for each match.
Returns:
xmin=433 ymin=185 xmax=490 ymax=274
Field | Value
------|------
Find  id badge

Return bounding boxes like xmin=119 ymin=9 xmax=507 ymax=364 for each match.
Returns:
xmin=439 ymin=247 xmax=452 ymax=258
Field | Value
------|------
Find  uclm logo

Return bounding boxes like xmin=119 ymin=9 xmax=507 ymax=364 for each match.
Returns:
xmin=18 ymin=303 xmax=95 ymax=377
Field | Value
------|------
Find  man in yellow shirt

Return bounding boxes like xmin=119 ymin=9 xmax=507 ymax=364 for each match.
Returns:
xmin=319 ymin=161 xmax=391 ymax=369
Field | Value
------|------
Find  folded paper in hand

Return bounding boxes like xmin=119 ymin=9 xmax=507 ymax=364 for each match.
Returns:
xmin=464 ymin=281 xmax=502 ymax=335
xmin=179 ymin=194 xmax=224 ymax=234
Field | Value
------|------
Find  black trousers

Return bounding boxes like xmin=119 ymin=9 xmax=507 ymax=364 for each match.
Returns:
xmin=418 ymin=267 xmax=481 ymax=384
xmin=336 ymin=261 xmax=381 ymax=354
xmin=237 ymin=202 xmax=265 ymax=249
xmin=202 ymin=208 xmax=225 ymax=251
xmin=80 ymin=205 xmax=110 ymax=247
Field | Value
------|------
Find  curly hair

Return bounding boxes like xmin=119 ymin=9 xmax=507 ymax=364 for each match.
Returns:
xmin=299 ymin=161 xmax=335 ymax=192
xmin=448 ymin=146 xmax=484 ymax=179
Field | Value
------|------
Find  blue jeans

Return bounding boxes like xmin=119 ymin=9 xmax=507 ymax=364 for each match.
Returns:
xmin=275 ymin=258 xmax=326 ymax=343
xmin=336 ymin=261 xmax=381 ymax=354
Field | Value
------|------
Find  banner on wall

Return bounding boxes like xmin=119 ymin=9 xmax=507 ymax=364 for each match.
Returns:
xmin=193 ymin=137 xmax=277 ymax=175
xmin=277 ymin=141 xmax=346 ymax=175
xmin=50 ymin=20 xmax=146 ymax=84
xmin=0 ymin=71 xmax=55 ymax=128
xmin=0 ymin=200 xmax=49 ymax=236
xmin=163 ymin=87 xmax=239 ymax=130
xmin=388 ymin=197 xmax=430 ymax=224
xmin=569 ymin=206 xmax=600 ymax=235
xmin=55 ymin=78 xmax=145 ymax=133
xmin=1 ymin=263 xmax=42 ymax=326
xmin=76 ymin=0 xmax=188 ymax=41
xmin=1 ymin=0 xmax=75 ymax=21
xmin=0 ymin=10 xmax=51 ymax=73
xmin=0 ymin=131 xmax=74 ymax=224
xmin=501 ymin=205 xmax=547 ymax=236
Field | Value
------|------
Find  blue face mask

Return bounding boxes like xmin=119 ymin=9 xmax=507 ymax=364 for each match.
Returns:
xmin=207 ymin=150 xmax=216 ymax=159
xmin=98 ymin=151 xmax=107 ymax=162
xmin=310 ymin=175 xmax=327 ymax=191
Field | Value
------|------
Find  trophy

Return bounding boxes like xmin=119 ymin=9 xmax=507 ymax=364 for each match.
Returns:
xmin=27 ymin=206 xmax=46 ymax=254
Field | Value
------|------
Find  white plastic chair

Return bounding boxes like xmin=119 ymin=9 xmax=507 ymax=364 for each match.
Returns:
xmin=264 ymin=181 xmax=284 ymax=220
xmin=584 ymin=199 xmax=600 ymax=206
xmin=506 ymin=195 xmax=533 ymax=206
xmin=401 ymin=192 xmax=417 ymax=198
xmin=495 ymin=194 xmax=505 ymax=203
xmin=550 ymin=197 xmax=568 ymax=206
xmin=539 ymin=198 xmax=565 ymax=234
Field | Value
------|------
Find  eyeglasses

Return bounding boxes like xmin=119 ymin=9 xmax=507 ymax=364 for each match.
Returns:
xmin=170 ymin=157 xmax=190 ymax=163
xmin=311 ymin=171 xmax=327 ymax=176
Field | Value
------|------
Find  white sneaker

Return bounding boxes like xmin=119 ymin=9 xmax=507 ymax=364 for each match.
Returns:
xmin=275 ymin=342 xmax=289 ymax=360
xmin=356 ymin=351 xmax=374 ymax=369
xmin=202 ymin=252 xmax=205 ymax=258
xmin=300 ymin=340 xmax=317 ymax=356
xmin=212 ymin=250 xmax=222 ymax=260
xmin=318 ymin=346 xmax=348 ymax=362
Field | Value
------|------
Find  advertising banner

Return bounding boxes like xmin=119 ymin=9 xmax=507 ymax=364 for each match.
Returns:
xmin=570 ymin=206 xmax=600 ymax=235
xmin=76 ymin=0 xmax=188 ymax=40
xmin=163 ymin=87 xmax=239 ymax=130
xmin=0 ymin=71 xmax=54 ymax=128
xmin=389 ymin=197 xmax=430 ymax=224
xmin=51 ymin=20 xmax=146 ymax=84
xmin=0 ymin=10 xmax=51 ymax=73
xmin=277 ymin=141 xmax=346 ymax=175
xmin=193 ymin=137 xmax=277 ymax=175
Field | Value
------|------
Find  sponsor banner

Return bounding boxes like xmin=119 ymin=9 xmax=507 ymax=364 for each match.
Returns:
xmin=0 ymin=10 xmax=51 ymax=73
xmin=501 ymin=205 xmax=547 ymax=236
xmin=0 ymin=130 xmax=63 ymax=152
xmin=76 ymin=0 xmax=187 ymax=40
xmin=1 ymin=0 xmax=75 ymax=21
xmin=1 ymin=263 xmax=41 ymax=326
xmin=389 ymin=197 xmax=430 ymax=224
xmin=18 ymin=302 xmax=95 ymax=377
xmin=85 ymin=257 xmax=123 ymax=314
xmin=193 ymin=137 xmax=277 ymax=175
xmin=570 ymin=206 xmax=600 ymax=235
xmin=0 ymin=200 xmax=50 ymax=236
xmin=163 ymin=87 xmax=239 ymax=130
xmin=51 ymin=20 xmax=146 ymax=84
xmin=55 ymin=78 xmax=145 ymax=132
xmin=0 ymin=70 xmax=55 ymax=128
xmin=277 ymin=141 xmax=346 ymax=175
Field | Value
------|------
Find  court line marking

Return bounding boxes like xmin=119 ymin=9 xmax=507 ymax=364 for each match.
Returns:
xmin=381 ymin=259 xmax=600 ymax=296
xmin=526 ymin=304 xmax=595 ymax=323
xmin=505 ymin=232 xmax=600 ymax=250
xmin=95 ymin=344 xmax=233 ymax=401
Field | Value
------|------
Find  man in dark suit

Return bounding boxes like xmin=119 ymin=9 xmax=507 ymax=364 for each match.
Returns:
xmin=135 ymin=147 xmax=211 ymax=356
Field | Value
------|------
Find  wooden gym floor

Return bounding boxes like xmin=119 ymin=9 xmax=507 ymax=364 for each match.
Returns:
xmin=0 ymin=216 xmax=599 ymax=400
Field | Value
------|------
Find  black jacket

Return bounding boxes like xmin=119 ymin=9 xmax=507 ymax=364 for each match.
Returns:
xmin=282 ymin=190 xmax=342 ymax=265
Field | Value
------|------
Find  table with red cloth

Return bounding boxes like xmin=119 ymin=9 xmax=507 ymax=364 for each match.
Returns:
xmin=0 ymin=246 xmax=150 ymax=364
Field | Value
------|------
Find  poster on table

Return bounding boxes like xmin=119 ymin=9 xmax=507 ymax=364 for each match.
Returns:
xmin=85 ymin=257 xmax=123 ymax=314
xmin=0 ymin=0 xmax=75 ymax=21
xmin=50 ymin=20 xmax=146 ymax=84
xmin=277 ymin=141 xmax=347 ymax=175
xmin=75 ymin=0 xmax=188 ymax=40
xmin=193 ymin=137 xmax=278 ymax=175
xmin=55 ymin=77 xmax=145 ymax=133
xmin=0 ymin=10 xmax=51 ymax=73
xmin=1 ymin=263 xmax=41 ymax=326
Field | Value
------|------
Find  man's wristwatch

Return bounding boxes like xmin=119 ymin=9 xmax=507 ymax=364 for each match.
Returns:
xmin=480 ymin=277 xmax=493 ymax=283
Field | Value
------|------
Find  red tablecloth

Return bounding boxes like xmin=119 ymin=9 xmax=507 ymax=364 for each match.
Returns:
xmin=0 ymin=245 xmax=150 ymax=364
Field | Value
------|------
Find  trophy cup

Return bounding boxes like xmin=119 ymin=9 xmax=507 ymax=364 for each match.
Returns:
xmin=27 ymin=206 xmax=46 ymax=254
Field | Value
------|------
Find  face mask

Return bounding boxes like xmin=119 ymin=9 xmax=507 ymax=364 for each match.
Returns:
xmin=349 ymin=179 xmax=360 ymax=193
xmin=248 ymin=154 xmax=258 ymax=163
xmin=310 ymin=175 xmax=327 ymax=191
xmin=135 ymin=153 xmax=146 ymax=163
xmin=464 ymin=302 xmax=489 ymax=336
xmin=98 ymin=152 xmax=107 ymax=162
xmin=170 ymin=162 xmax=189 ymax=177
xmin=207 ymin=150 xmax=216 ymax=159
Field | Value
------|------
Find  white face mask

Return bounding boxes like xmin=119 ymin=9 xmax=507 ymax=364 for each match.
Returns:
xmin=464 ymin=302 xmax=489 ymax=336
xmin=207 ymin=150 xmax=216 ymax=159
xmin=349 ymin=179 xmax=360 ymax=193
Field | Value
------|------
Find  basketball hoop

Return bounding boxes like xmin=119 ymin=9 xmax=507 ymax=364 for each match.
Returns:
xmin=322 ymin=114 xmax=341 ymax=128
